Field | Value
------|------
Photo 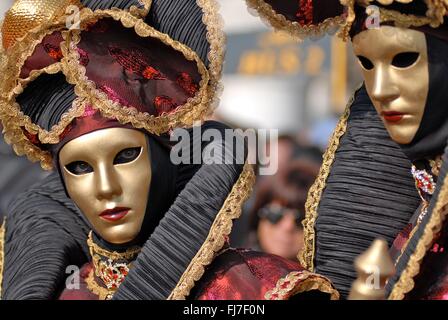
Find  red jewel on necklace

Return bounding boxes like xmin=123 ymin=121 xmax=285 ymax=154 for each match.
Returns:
xmin=411 ymin=166 xmax=435 ymax=195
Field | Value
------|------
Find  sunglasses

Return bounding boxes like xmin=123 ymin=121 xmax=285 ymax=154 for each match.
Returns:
xmin=258 ymin=204 xmax=303 ymax=227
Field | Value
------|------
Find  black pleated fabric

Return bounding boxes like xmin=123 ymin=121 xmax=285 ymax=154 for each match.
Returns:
xmin=2 ymin=173 xmax=89 ymax=300
xmin=113 ymin=121 xmax=246 ymax=299
xmin=146 ymin=0 xmax=210 ymax=67
xmin=313 ymin=85 xmax=421 ymax=298
xmin=113 ymin=162 xmax=243 ymax=299
xmin=80 ymin=0 xmax=144 ymax=11
xmin=16 ymin=73 xmax=76 ymax=131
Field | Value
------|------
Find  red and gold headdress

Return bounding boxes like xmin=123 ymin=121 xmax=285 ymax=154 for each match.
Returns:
xmin=245 ymin=0 xmax=448 ymax=40
xmin=0 ymin=0 xmax=224 ymax=169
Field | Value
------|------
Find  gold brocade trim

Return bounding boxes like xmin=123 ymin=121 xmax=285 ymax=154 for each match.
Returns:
xmin=0 ymin=219 xmax=5 ymax=299
xmin=0 ymin=15 xmax=70 ymax=170
xmin=265 ymin=271 xmax=340 ymax=300
xmin=86 ymin=269 xmax=113 ymax=300
xmin=430 ymin=155 xmax=443 ymax=177
xmin=388 ymin=166 xmax=448 ymax=300
xmin=128 ymin=0 xmax=152 ymax=19
xmin=245 ymin=0 xmax=346 ymax=41
xmin=298 ymin=86 xmax=359 ymax=271
xmin=62 ymin=8 xmax=211 ymax=136
xmin=196 ymin=0 xmax=225 ymax=117
xmin=87 ymin=231 xmax=140 ymax=261
xmin=167 ymin=163 xmax=256 ymax=300
xmin=339 ymin=0 xmax=442 ymax=41
xmin=1 ymin=96 xmax=91 ymax=170
xmin=379 ymin=8 xmax=434 ymax=28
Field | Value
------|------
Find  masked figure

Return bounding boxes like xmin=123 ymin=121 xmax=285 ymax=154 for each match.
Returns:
xmin=0 ymin=0 xmax=338 ymax=300
xmin=245 ymin=0 xmax=448 ymax=299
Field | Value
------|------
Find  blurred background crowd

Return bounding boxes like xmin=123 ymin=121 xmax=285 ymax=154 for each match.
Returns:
xmin=0 ymin=0 xmax=363 ymax=262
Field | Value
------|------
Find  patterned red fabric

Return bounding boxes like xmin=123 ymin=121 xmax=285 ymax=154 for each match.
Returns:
xmin=108 ymin=46 xmax=166 ymax=80
xmin=78 ymin=18 xmax=201 ymax=117
xmin=405 ymin=223 xmax=448 ymax=300
xmin=296 ymin=0 xmax=314 ymax=26
xmin=59 ymin=263 xmax=99 ymax=300
xmin=20 ymin=32 xmax=64 ymax=79
xmin=57 ymin=107 xmax=134 ymax=147
xmin=190 ymin=249 xmax=307 ymax=300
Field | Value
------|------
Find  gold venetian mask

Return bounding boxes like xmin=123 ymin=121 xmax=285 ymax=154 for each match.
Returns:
xmin=59 ymin=128 xmax=151 ymax=244
xmin=352 ymin=26 xmax=429 ymax=145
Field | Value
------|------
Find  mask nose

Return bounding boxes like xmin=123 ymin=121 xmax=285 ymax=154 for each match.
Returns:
xmin=95 ymin=162 xmax=123 ymax=201
xmin=370 ymin=64 xmax=400 ymax=107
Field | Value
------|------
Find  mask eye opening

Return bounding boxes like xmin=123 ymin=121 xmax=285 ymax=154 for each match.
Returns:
xmin=65 ymin=161 xmax=94 ymax=175
xmin=113 ymin=147 xmax=143 ymax=165
xmin=391 ymin=52 xmax=420 ymax=69
xmin=357 ymin=55 xmax=374 ymax=71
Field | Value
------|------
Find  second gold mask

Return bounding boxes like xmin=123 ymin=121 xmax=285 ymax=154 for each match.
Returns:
xmin=352 ymin=26 xmax=429 ymax=145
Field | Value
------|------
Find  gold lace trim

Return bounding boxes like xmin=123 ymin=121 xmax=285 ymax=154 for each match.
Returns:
xmin=167 ymin=163 xmax=256 ymax=300
xmin=1 ymin=5 xmax=223 ymax=171
xmin=265 ymin=270 xmax=340 ymax=300
xmin=0 ymin=15 xmax=72 ymax=170
xmin=0 ymin=219 xmax=5 ymax=299
xmin=298 ymin=86 xmax=358 ymax=271
xmin=389 ymin=161 xmax=448 ymax=300
xmin=87 ymin=231 xmax=140 ymax=261
xmin=340 ymin=1 xmax=443 ymax=40
xmin=62 ymin=8 xmax=210 ymax=134
xmin=245 ymin=0 xmax=346 ymax=41
xmin=85 ymin=269 xmax=113 ymax=300
xmin=196 ymin=0 xmax=225 ymax=117
xmin=1 ymin=96 xmax=91 ymax=170
xmin=129 ymin=0 xmax=152 ymax=19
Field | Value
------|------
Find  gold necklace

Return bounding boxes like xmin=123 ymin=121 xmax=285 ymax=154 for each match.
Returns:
xmin=85 ymin=269 xmax=114 ymax=300
xmin=429 ymin=155 xmax=443 ymax=177
xmin=86 ymin=231 xmax=141 ymax=300
xmin=87 ymin=231 xmax=141 ymax=260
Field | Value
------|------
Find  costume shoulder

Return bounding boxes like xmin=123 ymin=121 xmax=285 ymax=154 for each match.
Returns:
xmin=1 ymin=172 xmax=89 ymax=300
xmin=190 ymin=248 xmax=339 ymax=300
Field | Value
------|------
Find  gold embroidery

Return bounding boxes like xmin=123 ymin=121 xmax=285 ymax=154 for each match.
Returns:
xmin=339 ymin=1 xmax=443 ymax=41
xmin=85 ymin=269 xmax=113 ymax=300
xmin=87 ymin=231 xmax=140 ymax=261
xmin=265 ymin=270 xmax=340 ymax=300
xmin=389 ymin=166 xmax=448 ymax=300
xmin=430 ymin=155 xmax=443 ymax=177
xmin=298 ymin=86 xmax=359 ymax=271
xmin=168 ymin=162 xmax=256 ymax=300
xmin=1 ymin=0 xmax=82 ymax=49
xmin=245 ymin=0 xmax=346 ymax=41
xmin=196 ymin=0 xmax=226 ymax=116
xmin=0 ymin=219 xmax=5 ymax=299
xmin=86 ymin=231 xmax=140 ymax=299
xmin=129 ymin=0 xmax=153 ymax=19
xmin=61 ymin=8 xmax=210 ymax=136
xmin=1 ymin=96 xmax=91 ymax=170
